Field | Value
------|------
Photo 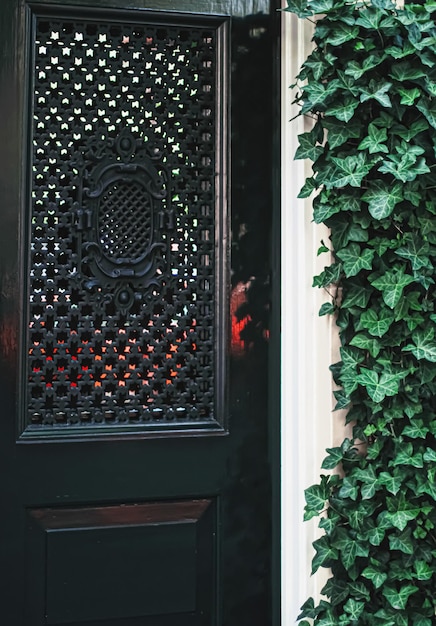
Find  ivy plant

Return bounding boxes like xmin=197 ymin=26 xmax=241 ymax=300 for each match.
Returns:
xmin=286 ymin=0 xmax=436 ymax=623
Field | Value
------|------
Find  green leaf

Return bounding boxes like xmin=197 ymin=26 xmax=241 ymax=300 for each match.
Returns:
xmin=378 ymin=150 xmax=430 ymax=183
xmin=357 ymin=369 xmax=406 ymax=403
xmin=311 ymin=536 xmax=338 ymax=574
xmin=338 ymin=476 xmax=358 ymax=500
xmin=304 ymin=480 xmax=329 ymax=518
xmin=360 ymin=80 xmax=393 ymax=108
xmin=362 ymin=181 xmax=403 ymax=219
xmin=417 ymin=96 xmax=436 ymax=129
xmin=302 ymin=81 xmax=336 ymax=111
xmin=295 ymin=131 xmax=324 ymax=161
xmin=324 ymin=119 xmax=361 ymax=149
xmin=298 ymin=176 xmax=317 ymax=198
xmin=392 ymin=442 xmax=424 ymax=469
xmin=398 ymin=87 xmax=421 ymax=106
xmin=319 ymin=302 xmax=335 ymax=317
xmin=356 ymin=10 xmax=382 ymax=30
xmin=395 ymin=234 xmax=432 ymax=271
xmin=321 ymin=447 xmax=343 ymax=470
xmin=404 ymin=328 xmax=436 ymax=362
xmin=370 ymin=266 xmax=415 ymax=309
xmin=390 ymin=62 xmax=427 ymax=82
xmin=382 ymin=585 xmax=418 ymax=610
xmin=328 ymin=23 xmax=359 ymax=46
xmin=413 ymin=560 xmax=433 ymax=581
xmin=343 ymin=598 xmax=364 ymax=620
xmin=341 ymin=283 xmax=372 ymax=309
xmin=394 ymin=119 xmax=429 ymax=141
xmin=285 ymin=0 xmax=312 ymax=18
xmin=329 ymin=153 xmax=374 ymax=188
xmin=357 ymin=308 xmax=394 ymax=337
xmin=349 ymin=333 xmax=381 ymax=357
xmin=402 ymin=419 xmax=428 ymax=439
xmin=313 ymin=198 xmax=341 ymax=223
xmin=362 ymin=565 xmax=388 ymax=589
xmin=313 ymin=263 xmax=342 ymax=287
xmin=326 ymin=96 xmax=359 ymax=122
xmin=336 ymin=243 xmax=374 ymax=277
xmin=423 ymin=447 xmax=436 ymax=462
xmin=379 ymin=471 xmax=402 ymax=495
xmin=358 ymin=123 xmax=389 ymax=154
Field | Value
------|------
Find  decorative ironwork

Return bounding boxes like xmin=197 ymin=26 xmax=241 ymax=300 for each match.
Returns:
xmin=26 ymin=14 xmax=221 ymax=431
xmin=75 ymin=128 xmax=171 ymax=304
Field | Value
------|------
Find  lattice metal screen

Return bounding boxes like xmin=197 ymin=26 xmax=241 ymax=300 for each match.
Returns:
xmin=26 ymin=13 xmax=224 ymax=432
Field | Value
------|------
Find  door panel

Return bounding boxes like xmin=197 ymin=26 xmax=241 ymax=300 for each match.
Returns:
xmin=0 ymin=1 xmax=278 ymax=624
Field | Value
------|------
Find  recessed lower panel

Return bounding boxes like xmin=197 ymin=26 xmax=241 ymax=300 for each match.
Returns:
xmin=26 ymin=500 xmax=215 ymax=625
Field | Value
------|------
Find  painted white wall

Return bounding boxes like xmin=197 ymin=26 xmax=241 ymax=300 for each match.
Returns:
xmin=280 ymin=8 xmax=344 ymax=623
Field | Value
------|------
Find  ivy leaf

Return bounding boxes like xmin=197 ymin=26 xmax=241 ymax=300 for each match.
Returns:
xmin=417 ymin=96 xmax=436 ymax=129
xmin=298 ymin=176 xmax=317 ymax=198
xmin=402 ymin=419 xmax=428 ymax=439
xmin=362 ymin=566 xmax=388 ymax=589
xmin=390 ymin=62 xmax=427 ymax=82
xmin=423 ymin=447 xmax=436 ymax=462
xmin=311 ymin=536 xmax=338 ymax=574
xmin=343 ymin=598 xmax=364 ymax=620
xmin=326 ymin=96 xmax=359 ymax=122
xmin=394 ymin=118 xmax=429 ymax=141
xmin=392 ymin=442 xmax=424 ymax=469
xmin=349 ymin=333 xmax=381 ymax=357
xmin=404 ymin=328 xmax=436 ymax=362
xmin=362 ymin=181 xmax=403 ymax=219
xmin=341 ymin=283 xmax=372 ymax=309
xmin=336 ymin=243 xmax=374 ymax=277
xmin=313 ymin=263 xmax=342 ymax=287
xmin=313 ymin=199 xmax=341 ymax=223
xmin=413 ymin=560 xmax=433 ymax=581
xmin=324 ymin=119 xmax=361 ymax=149
xmin=357 ymin=308 xmax=394 ymax=337
xmin=370 ymin=266 xmax=415 ymax=309
xmin=285 ymin=0 xmax=313 ymax=18
xmin=382 ymin=585 xmax=418 ymax=610
xmin=358 ymin=123 xmax=389 ymax=154
xmin=398 ymin=87 xmax=421 ymax=106
xmin=379 ymin=471 xmax=402 ymax=495
xmin=395 ymin=234 xmax=432 ymax=271
xmin=360 ymin=80 xmax=393 ymax=108
xmin=304 ymin=479 xmax=330 ymax=519
xmin=388 ymin=529 xmax=415 ymax=553
xmin=321 ymin=447 xmax=343 ymax=470
xmin=356 ymin=369 xmax=405 ymax=403
xmin=295 ymin=131 xmax=324 ymax=161
xmin=302 ymin=82 xmax=336 ymax=111
xmin=328 ymin=23 xmax=359 ymax=46
xmin=308 ymin=0 xmax=335 ymax=12
xmin=319 ymin=302 xmax=335 ymax=316
xmin=356 ymin=10 xmax=382 ymax=29
xmin=378 ymin=150 xmax=430 ymax=182
xmin=329 ymin=153 xmax=374 ymax=188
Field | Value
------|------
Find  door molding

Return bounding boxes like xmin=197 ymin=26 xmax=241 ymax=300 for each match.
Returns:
xmin=280 ymin=8 xmax=341 ymax=623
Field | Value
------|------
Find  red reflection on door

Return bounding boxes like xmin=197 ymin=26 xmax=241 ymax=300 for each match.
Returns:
xmin=230 ymin=281 xmax=251 ymax=358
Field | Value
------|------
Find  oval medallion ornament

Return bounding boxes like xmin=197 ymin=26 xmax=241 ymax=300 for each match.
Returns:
xmin=74 ymin=129 xmax=174 ymax=309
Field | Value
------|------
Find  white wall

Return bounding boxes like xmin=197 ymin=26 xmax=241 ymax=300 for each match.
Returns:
xmin=280 ymin=9 xmax=343 ymax=623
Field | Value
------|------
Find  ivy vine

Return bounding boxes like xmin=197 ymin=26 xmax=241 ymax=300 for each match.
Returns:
xmin=286 ymin=0 xmax=436 ymax=623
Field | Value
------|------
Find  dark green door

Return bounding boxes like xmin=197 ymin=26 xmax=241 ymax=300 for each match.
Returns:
xmin=0 ymin=1 xmax=279 ymax=624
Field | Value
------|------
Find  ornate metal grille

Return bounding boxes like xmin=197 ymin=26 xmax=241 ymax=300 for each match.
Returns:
xmin=26 ymin=13 xmax=222 ymax=432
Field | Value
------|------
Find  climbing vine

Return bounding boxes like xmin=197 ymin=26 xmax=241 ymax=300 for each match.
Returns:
xmin=286 ymin=0 xmax=436 ymax=623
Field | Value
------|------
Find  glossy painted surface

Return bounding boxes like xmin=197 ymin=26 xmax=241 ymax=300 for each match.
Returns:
xmin=0 ymin=1 xmax=280 ymax=624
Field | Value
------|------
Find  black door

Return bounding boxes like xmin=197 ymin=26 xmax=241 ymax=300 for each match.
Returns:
xmin=0 ymin=1 xmax=280 ymax=624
